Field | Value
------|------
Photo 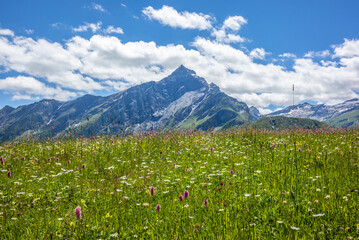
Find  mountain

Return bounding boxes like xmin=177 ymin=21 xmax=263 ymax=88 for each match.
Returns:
xmin=267 ymin=98 xmax=359 ymax=127
xmin=0 ymin=65 xmax=259 ymax=141
xmin=249 ymin=116 xmax=329 ymax=130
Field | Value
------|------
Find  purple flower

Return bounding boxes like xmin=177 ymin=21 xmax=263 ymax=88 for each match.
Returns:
xmin=204 ymin=198 xmax=208 ymax=207
xmin=210 ymin=147 xmax=213 ymax=151
xmin=67 ymin=160 xmax=71 ymax=164
xmin=151 ymin=186 xmax=154 ymax=196
xmin=230 ymin=169 xmax=233 ymax=174
xmin=179 ymin=195 xmax=183 ymax=201
xmin=7 ymin=171 xmax=11 ymax=178
xmin=221 ymin=182 xmax=224 ymax=186
xmin=75 ymin=206 xmax=81 ymax=220
xmin=0 ymin=156 xmax=3 ymax=165
xmin=82 ymin=164 xmax=85 ymax=169
xmin=184 ymin=190 xmax=189 ymax=199
xmin=156 ymin=204 xmax=161 ymax=212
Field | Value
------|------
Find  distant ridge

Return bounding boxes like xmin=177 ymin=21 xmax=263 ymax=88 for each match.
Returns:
xmin=267 ymin=98 xmax=359 ymax=127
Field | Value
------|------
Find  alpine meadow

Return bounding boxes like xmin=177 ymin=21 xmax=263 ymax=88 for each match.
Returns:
xmin=1 ymin=0 xmax=359 ymax=239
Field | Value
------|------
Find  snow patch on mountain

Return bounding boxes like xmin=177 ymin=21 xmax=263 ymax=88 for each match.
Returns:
xmin=153 ymin=90 xmax=204 ymax=119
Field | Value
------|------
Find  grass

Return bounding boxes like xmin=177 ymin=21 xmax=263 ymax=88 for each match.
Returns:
xmin=0 ymin=127 xmax=358 ymax=239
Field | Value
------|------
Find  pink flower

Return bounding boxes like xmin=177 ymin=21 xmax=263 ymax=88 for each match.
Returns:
xmin=151 ymin=187 xmax=154 ymax=196
xmin=75 ymin=206 xmax=81 ymax=220
xmin=82 ymin=164 xmax=85 ymax=169
xmin=0 ymin=156 xmax=3 ymax=165
xmin=184 ymin=190 xmax=189 ymax=199
xmin=7 ymin=171 xmax=11 ymax=178
xmin=230 ymin=169 xmax=233 ymax=174
xmin=221 ymin=182 xmax=224 ymax=186
xmin=210 ymin=147 xmax=213 ymax=151
xmin=156 ymin=204 xmax=161 ymax=212
xmin=179 ymin=195 xmax=183 ymax=201
xmin=67 ymin=160 xmax=71 ymax=164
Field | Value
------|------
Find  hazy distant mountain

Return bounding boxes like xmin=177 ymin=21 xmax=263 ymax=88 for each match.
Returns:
xmin=250 ymin=116 xmax=329 ymax=130
xmin=0 ymin=65 xmax=259 ymax=141
xmin=267 ymin=98 xmax=359 ymax=127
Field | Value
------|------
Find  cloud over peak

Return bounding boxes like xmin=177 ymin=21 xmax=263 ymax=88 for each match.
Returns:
xmin=142 ymin=5 xmax=214 ymax=30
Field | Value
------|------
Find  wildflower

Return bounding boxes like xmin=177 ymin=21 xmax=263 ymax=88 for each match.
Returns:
xmin=68 ymin=160 xmax=71 ymax=164
xmin=283 ymin=200 xmax=287 ymax=204
xmin=316 ymin=188 xmax=321 ymax=192
xmin=313 ymin=213 xmax=325 ymax=217
xmin=210 ymin=147 xmax=213 ymax=151
xmin=204 ymin=198 xmax=208 ymax=207
xmin=75 ymin=206 xmax=81 ymax=220
xmin=184 ymin=190 xmax=189 ymax=199
xmin=324 ymin=195 xmax=330 ymax=199
xmin=179 ymin=195 xmax=183 ymax=201
xmin=82 ymin=164 xmax=85 ymax=169
xmin=221 ymin=182 xmax=224 ymax=186
xmin=0 ymin=156 xmax=3 ymax=165
xmin=314 ymin=200 xmax=319 ymax=204
xmin=150 ymin=187 xmax=154 ymax=196
xmin=230 ymin=169 xmax=233 ymax=174
xmin=143 ymin=203 xmax=149 ymax=208
xmin=156 ymin=204 xmax=160 ymax=212
xmin=7 ymin=171 xmax=11 ymax=178
xmin=291 ymin=226 xmax=300 ymax=231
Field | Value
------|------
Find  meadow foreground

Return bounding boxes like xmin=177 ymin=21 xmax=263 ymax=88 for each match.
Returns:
xmin=0 ymin=127 xmax=358 ymax=239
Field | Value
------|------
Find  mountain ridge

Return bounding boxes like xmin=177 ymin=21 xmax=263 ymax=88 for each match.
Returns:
xmin=0 ymin=65 xmax=259 ymax=141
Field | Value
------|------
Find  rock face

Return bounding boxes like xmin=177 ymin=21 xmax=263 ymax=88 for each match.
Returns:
xmin=0 ymin=65 xmax=259 ymax=141
xmin=267 ymin=98 xmax=359 ymax=127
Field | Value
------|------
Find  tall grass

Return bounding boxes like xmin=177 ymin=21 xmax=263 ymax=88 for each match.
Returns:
xmin=0 ymin=127 xmax=358 ymax=239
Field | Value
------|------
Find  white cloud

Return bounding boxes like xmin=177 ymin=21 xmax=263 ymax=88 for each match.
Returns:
xmin=104 ymin=26 xmax=124 ymax=34
xmin=211 ymin=29 xmax=245 ymax=43
xmin=0 ymin=27 xmax=358 ymax=109
xmin=72 ymin=22 xmax=124 ymax=35
xmin=142 ymin=5 xmax=213 ymax=30
xmin=223 ymin=16 xmax=247 ymax=31
xmin=304 ymin=50 xmax=330 ymax=58
xmin=249 ymin=48 xmax=267 ymax=60
xmin=279 ymin=53 xmax=296 ymax=58
xmin=211 ymin=15 xmax=247 ymax=44
xmin=73 ymin=22 xmax=102 ymax=33
xmin=121 ymin=3 xmax=127 ymax=8
xmin=0 ymin=28 xmax=14 ymax=37
xmin=257 ymin=108 xmax=273 ymax=115
xmin=0 ymin=76 xmax=78 ymax=101
xmin=91 ymin=3 xmax=106 ymax=12
xmin=333 ymin=38 xmax=359 ymax=58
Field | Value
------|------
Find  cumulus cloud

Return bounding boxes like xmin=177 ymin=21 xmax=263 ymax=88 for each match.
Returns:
xmin=333 ymin=38 xmax=359 ymax=58
xmin=142 ymin=5 xmax=214 ymax=30
xmin=249 ymin=48 xmax=267 ymax=60
xmin=0 ymin=28 xmax=14 ymax=37
xmin=0 ymin=27 xmax=358 ymax=108
xmin=0 ymin=76 xmax=78 ymax=100
xmin=223 ymin=16 xmax=247 ymax=31
xmin=211 ymin=16 xmax=247 ymax=43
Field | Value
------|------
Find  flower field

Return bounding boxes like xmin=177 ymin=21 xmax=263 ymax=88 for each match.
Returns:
xmin=0 ymin=127 xmax=358 ymax=239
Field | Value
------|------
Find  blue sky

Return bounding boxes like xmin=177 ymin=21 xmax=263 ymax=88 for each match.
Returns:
xmin=0 ymin=0 xmax=358 ymax=113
